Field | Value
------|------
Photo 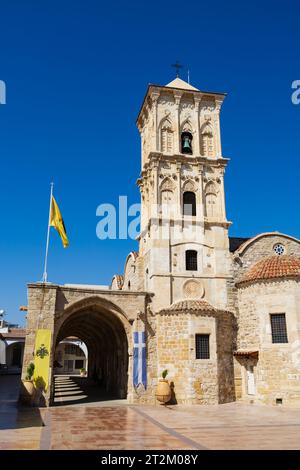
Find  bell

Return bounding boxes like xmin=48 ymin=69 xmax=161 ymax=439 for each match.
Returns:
xmin=183 ymin=137 xmax=191 ymax=149
xmin=182 ymin=135 xmax=192 ymax=154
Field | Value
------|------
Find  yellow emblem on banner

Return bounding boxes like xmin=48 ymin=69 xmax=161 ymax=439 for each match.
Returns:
xmin=33 ymin=329 xmax=52 ymax=391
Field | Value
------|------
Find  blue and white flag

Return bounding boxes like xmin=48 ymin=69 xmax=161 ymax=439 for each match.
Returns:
xmin=133 ymin=331 xmax=147 ymax=389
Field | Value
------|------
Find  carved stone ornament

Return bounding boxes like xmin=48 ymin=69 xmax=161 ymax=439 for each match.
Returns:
xmin=160 ymin=177 xmax=175 ymax=191
xmin=183 ymin=179 xmax=196 ymax=192
xmin=183 ymin=280 xmax=205 ymax=299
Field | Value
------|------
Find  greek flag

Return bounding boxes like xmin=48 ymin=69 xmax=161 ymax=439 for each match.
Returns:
xmin=133 ymin=331 xmax=147 ymax=389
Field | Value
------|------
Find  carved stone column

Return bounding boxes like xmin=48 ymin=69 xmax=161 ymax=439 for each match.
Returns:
xmin=215 ymin=98 xmax=224 ymax=157
xmin=194 ymin=96 xmax=202 ymax=156
xmin=150 ymin=91 xmax=160 ymax=152
xmin=174 ymin=91 xmax=183 ymax=154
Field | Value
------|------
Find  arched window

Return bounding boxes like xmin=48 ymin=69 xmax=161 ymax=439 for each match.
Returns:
xmin=181 ymin=132 xmax=193 ymax=154
xmin=160 ymin=178 xmax=174 ymax=214
xmin=186 ymin=250 xmax=198 ymax=271
xmin=206 ymin=193 xmax=217 ymax=217
xmin=201 ymin=123 xmax=214 ymax=157
xmin=205 ymin=182 xmax=218 ymax=218
xmin=183 ymin=191 xmax=196 ymax=216
xmin=160 ymin=118 xmax=173 ymax=153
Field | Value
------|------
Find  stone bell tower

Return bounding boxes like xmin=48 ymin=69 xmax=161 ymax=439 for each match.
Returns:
xmin=136 ymin=77 xmax=232 ymax=312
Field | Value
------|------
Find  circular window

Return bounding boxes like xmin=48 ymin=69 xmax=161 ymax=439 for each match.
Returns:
xmin=273 ymin=243 xmax=285 ymax=256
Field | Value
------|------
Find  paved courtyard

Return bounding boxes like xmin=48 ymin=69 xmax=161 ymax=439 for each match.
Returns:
xmin=1 ymin=375 xmax=300 ymax=450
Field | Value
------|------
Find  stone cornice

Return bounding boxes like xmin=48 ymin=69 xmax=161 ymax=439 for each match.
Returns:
xmin=204 ymin=220 xmax=232 ymax=229
xmin=27 ymin=282 xmax=154 ymax=297
xmin=140 ymin=152 xmax=230 ymax=172
xmin=136 ymin=84 xmax=227 ymax=128
xmin=149 ymin=273 xmax=233 ymax=280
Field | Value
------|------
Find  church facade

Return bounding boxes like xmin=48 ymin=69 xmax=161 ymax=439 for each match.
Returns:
xmin=22 ymin=77 xmax=300 ymax=406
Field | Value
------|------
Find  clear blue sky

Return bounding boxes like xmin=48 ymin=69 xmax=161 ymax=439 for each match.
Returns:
xmin=0 ymin=0 xmax=299 ymax=325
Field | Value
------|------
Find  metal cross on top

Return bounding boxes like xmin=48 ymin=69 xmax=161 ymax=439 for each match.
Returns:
xmin=172 ymin=61 xmax=183 ymax=77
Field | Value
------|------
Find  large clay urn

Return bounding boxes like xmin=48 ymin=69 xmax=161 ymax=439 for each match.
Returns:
xmin=20 ymin=380 xmax=35 ymax=405
xmin=155 ymin=379 xmax=171 ymax=404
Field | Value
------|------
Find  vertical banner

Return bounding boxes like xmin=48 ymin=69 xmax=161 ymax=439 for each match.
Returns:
xmin=33 ymin=329 xmax=52 ymax=391
xmin=133 ymin=331 xmax=147 ymax=389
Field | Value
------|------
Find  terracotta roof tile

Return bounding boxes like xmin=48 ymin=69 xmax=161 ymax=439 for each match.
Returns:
xmin=238 ymin=255 xmax=300 ymax=286
xmin=234 ymin=350 xmax=259 ymax=357
xmin=159 ymin=299 xmax=216 ymax=313
xmin=131 ymin=251 xmax=139 ymax=260
xmin=115 ymin=275 xmax=124 ymax=289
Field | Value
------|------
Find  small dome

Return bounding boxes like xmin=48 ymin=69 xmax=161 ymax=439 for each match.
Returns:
xmin=238 ymin=255 xmax=300 ymax=286
xmin=159 ymin=299 xmax=216 ymax=313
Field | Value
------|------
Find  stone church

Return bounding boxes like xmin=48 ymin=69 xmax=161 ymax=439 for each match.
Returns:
xmin=22 ymin=77 xmax=300 ymax=406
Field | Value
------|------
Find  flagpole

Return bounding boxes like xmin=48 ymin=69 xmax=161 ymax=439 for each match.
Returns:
xmin=42 ymin=182 xmax=54 ymax=283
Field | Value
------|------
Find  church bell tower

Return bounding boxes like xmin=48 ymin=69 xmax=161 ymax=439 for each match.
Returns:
xmin=136 ymin=77 xmax=231 ymax=312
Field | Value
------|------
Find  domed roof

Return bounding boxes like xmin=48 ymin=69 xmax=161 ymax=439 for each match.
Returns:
xmin=238 ymin=255 xmax=300 ymax=286
xmin=159 ymin=299 xmax=216 ymax=314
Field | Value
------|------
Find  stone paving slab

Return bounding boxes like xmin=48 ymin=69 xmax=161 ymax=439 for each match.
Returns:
xmin=1 ymin=375 xmax=300 ymax=450
xmin=1 ymin=403 xmax=300 ymax=450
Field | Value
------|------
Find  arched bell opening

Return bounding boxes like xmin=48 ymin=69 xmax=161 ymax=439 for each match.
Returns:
xmin=181 ymin=131 xmax=193 ymax=154
xmin=53 ymin=304 xmax=129 ymax=405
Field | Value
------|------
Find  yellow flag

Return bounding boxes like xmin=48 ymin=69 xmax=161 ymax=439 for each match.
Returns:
xmin=33 ymin=329 xmax=52 ymax=392
xmin=50 ymin=196 xmax=69 ymax=248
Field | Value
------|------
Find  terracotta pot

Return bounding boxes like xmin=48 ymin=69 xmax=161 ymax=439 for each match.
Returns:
xmin=155 ymin=379 xmax=171 ymax=403
xmin=20 ymin=380 xmax=35 ymax=405
xmin=22 ymin=380 xmax=35 ymax=396
xmin=80 ymin=371 xmax=86 ymax=377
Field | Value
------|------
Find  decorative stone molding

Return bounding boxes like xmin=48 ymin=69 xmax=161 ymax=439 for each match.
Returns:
xmin=183 ymin=280 xmax=205 ymax=299
xmin=183 ymin=179 xmax=196 ymax=192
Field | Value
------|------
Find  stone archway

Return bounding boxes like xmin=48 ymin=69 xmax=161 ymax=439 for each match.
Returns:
xmin=6 ymin=341 xmax=25 ymax=370
xmin=22 ymin=284 xmax=151 ymax=406
xmin=52 ymin=299 xmax=130 ymax=404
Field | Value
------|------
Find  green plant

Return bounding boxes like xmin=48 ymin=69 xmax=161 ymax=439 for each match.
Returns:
xmin=80 ymin=368 xmax=86 ymax=373
xmin=25 ymin=362 xmax=35 ymax=380
xmin=161 ymin=369 xmax=168 ymax=379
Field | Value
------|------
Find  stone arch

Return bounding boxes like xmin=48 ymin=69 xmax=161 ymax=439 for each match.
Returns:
xmin=159 ymin=177 xmax=175 ymax=210
xmin=123 ymin=251 xmax=139 ymax=290
xmin=160 ymin=177 xmax=174 ymax=192
xmin=201 ymin=121 xmax=214 ymax=156
xmin=180 ymin=119 xmax=194 ymax=154
xmin=52 ymin=296 xmax=131 ymax=402
xmin=159 ymin=116 xmax=174 ymax=153
xmin=6 ymin=340 xmax=24 ymax=369
xmin=205 ymin=182 xmax=218 ymax=218
xmin=183 ymin=179 xmax=196 ymax=192
xmin=111 ymin=274 xmax=124 ymax=290
xmin=205 ymin=181 xmax=217 ymax=195
xmin=234 ymin=232 xmax=300 ymax=257
xmin=181 ymin=118 xmax=193 ymax=133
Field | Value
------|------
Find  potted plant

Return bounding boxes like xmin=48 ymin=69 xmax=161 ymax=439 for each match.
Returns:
xmin=20 ymin=362 xmax=35 ymax=403
xmin=80 ymin=367 xmax=86 ymax=377
xmin=155 ymin=369 xmax=171 ymax=404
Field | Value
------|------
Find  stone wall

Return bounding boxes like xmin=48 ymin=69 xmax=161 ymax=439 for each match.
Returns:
xmin=21 ymin=284 xmax=58 ymax=405
xmin=21 ymin=283 xmax=153 ymax=406
xmin=122 ymin=253 xmax=145 ymax=292
xmin=156 ymin=309 xmax=235 ymax=404
xmin=228 ymin=234 xmax=300 ymax=316
xmin=236 ymin=279 xmax=300 ymax=406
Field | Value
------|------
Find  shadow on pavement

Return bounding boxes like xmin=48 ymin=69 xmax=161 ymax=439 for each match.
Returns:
xmin=53 ymin=375 xmax=125 ymax=407
xmin=0 ymin=374 xmax=44 ymax=430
